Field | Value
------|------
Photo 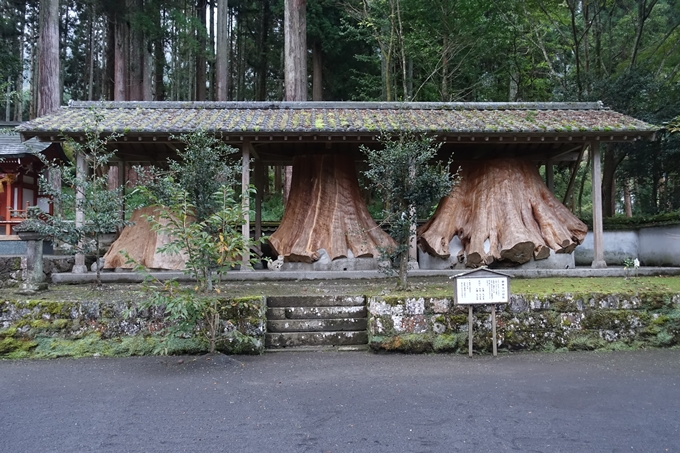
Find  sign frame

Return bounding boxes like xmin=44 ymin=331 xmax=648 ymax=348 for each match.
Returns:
xmin=451 ymin=268 xmax=511 ymax=357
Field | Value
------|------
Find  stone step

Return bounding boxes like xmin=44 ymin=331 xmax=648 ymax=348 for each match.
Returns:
xmin=266 ymin=345 xmax=370 ymax=353
xmin=265 ymin=331 xmax=368 ymax=348
xmin=267 ymin=295 xmax=366 ymax=308
xmin=267 ymin=318 xmax=367 ymax=333
xmin=267 ymin=306 xmax=367 ymax=320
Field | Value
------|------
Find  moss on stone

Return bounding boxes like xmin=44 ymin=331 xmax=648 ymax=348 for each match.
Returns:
xmin=0 ymin=337 xmax=38 ymax=355
xmin=566 ymin=333 xmax=607 ymax=351
xmin=52 ymin=319 xmax=70 ymax=330
xmin=448 ymin=314 xmax=468 ymax=326
xmin=432 ymin=333 xmax=464 ymax=352
xmin=582 ymin=310 xmax=649 ymax=330
xmin=0 ymin=327 xmax=17 ymax=338
xmin=29 ymin=319 xmax=51 ymax=330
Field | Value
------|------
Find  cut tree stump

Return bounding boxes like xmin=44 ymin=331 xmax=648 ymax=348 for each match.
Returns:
xmin=269 ymin=154 xmax=396 ymax=263
xmin=418 ymin=159 xmax=588 ymax=267
xmin=103 ymin=206 xmax=188 ymax=270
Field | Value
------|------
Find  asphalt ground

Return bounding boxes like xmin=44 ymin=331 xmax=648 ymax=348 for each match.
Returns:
xmin=1 ymin=349 xmax=679 ymax=453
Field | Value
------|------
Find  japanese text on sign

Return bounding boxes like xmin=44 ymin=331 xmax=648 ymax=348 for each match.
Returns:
xmin=456 ymin=277 xmax=509 ymax=304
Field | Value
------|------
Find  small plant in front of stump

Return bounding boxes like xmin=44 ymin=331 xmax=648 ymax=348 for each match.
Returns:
xmin=362 ymin=134 xmax=458 ymax=288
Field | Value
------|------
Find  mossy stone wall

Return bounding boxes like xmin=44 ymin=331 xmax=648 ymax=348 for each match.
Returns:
xmin=0 ymin=296 xmax=266 ymax=359
xmin=0 ymin=256 xmax=75 ymax=288
xmin=368 ymin=293 xmax=680 ymax=353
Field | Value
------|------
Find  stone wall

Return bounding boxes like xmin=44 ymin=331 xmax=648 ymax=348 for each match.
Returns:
xmin=368 ymin=293 xmax=680 ymax=353
xmin=0 ymin=296 xmax=266 ymax=358
xmin=575 ymin=224 xmax=680 ymax=266
xmin=0 ymin=256 xmax=74 ymax=288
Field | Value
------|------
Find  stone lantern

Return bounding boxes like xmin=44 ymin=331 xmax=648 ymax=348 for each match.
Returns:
xmin=14 ymin=206 xmax=48 ymax=294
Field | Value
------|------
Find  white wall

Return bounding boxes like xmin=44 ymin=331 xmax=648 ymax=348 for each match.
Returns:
xmin=575 ymin=225 xmax=680 ymax=266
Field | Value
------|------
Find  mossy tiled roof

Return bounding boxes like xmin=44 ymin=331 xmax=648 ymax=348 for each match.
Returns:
xmin=17 ymin=101 xmax=657 ymax=139
xmin=0 ymin=128 xmax=51 ymax=156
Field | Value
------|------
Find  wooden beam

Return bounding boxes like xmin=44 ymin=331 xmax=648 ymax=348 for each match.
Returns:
xmin=545 ymin=159 xmax=554 ymax=193
xmin=241 ymin=141 xmax=252 ymax=271
xmin=591 ymin=141 xmax=606 ymax=268
xmin=73 ymin=151 xmax=88 ymax=274
xmin=563 ymin=144 xmax=586 ymax=207
xmin=254 ymin=158 xmax=264 ymax=249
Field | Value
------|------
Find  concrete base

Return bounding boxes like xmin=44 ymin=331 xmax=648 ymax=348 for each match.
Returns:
xmin=418 ymin=237 xmax=575 ymax=270
xmin=72 ymin=264 xmax=89 ymax=274
xmin=17 ymin=282 xmax=48 ymax=294
xmin=49 ymin=265 xmax=680 ymax=284
xmin=281 ymin=257 xmax=379 ymax=272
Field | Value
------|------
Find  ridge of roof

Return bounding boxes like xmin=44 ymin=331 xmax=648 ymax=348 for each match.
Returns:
xmin=66 ymin=100 xmax=606 ymax=111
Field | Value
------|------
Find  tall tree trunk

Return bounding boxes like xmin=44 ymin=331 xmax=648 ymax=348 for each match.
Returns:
xmin=207 ymin=0 xmax=215 ymax=100
xmin=14 ymin=0 xmax=25 ymax=121
xmin=29 ymin=28 xmax=38 ymax=119
xmin=88 ymin=4 xmax=95 ymax=100
xmin=105 ymin=17 xmax=116 ymax=100
xmin=216 ymin=0 xmax=229 ymax=101
xmin=128 ymin=0 xmax=144 ymax=100
xmin=114 ymin=14 xmax=128 ymax=100
xmin=142 ymin=40 xmax=153 ymax=100
xmin=623 ymin=179 xmax=633 ymax=217
xmin=153 ymin=4 xmax=165 ymax=101
xmin=59 ymin=1 xmax=67 ymax=106
xmin=236 ymin=20 xmax=245 ymax=100
xmin=312 ymin=40 xmax=322 ymax=101
xmin=195 ymin=0 xmax=207 ymax=101
xmin=256 ymin=0 xmax=271 ymax=101
xmin=38 ymin=0 xmax=60 ymax=116
xmin=602 ymin=146 xmax=623 ymax=217
xmin=284 ymin=0 xmax=307 ymax=101
xmin=5 ymin=80 xmax=11 ymax=122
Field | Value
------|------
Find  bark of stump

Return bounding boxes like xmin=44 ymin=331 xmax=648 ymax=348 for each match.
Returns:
xmin=103 ymin=206 xmax=189 ymax=270
xmin=418 ymin=159 xmax=588 ymax=267
xmin=269 ymin=154 xmax=396 ymax=263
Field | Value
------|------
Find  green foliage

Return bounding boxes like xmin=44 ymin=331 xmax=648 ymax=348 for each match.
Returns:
xmin=261 ymin=192 xmax=285 ymax=222
xmin=130 ymin=131 xmax=261 ymax=353
xmin=362 ymin=134 xmax=457 ymax=287
xmin=580 ymin=211 xmax=680 ymax=230
xmin=35 ymin=110 xmax=132 ymax=284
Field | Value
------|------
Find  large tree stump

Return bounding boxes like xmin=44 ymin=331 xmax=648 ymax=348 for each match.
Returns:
xmin=103 ymin=206 xmax=189 ymax=270
xmin=269 ymin=154 xmax=396 ymax=263
xmin=418 ymin=159 xmax=588 ymax=267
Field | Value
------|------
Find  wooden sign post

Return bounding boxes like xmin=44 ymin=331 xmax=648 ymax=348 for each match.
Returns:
xmin=452 ymin=268 xmax=510 ymax=357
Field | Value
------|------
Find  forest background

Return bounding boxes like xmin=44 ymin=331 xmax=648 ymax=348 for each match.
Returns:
xmin=1 ymin=0 xmax=680 ymax=220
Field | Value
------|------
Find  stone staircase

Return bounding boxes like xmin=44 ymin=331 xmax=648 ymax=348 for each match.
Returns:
xmin=265 ymin=295 xmax=368 ymax=350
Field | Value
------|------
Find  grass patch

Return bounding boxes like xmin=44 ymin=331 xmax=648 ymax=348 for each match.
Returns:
xmin=509 ymin=276 xmax=680 ymax=296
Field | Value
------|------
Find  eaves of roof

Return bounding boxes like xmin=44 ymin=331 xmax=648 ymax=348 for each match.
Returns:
xmin=0 ymin=128 xmax=52 ymax=156
xmin=16 ymin=101 xmax=658 ymax=142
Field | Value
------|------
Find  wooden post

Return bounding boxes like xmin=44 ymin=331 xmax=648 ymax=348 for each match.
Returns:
xmin=546 ymin=160 xmax=554 ymax=193
xmin=468 ymin=305 xmax=473 ymax=358
xmin=591 ymin=141 xmax=606 ymax=268
xmin=72 ymin=151 xmax=87 ymax=274
xmin=492 ymin=305 xmax=497 ymax=357
xmin=5 ymin=177 xmax=12 ymax=235
xmin=254 ymin=159 xmax=263 ymax=246
xmin=242 ymin=142 xmax=251 ymax=271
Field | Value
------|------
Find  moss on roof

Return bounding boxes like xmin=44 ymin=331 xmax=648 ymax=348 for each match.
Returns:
xmin=16 ymin=101 xmax=658 ymax=138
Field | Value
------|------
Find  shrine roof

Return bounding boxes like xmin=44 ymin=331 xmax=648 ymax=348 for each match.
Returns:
xmin=0 ymin=128 xmax=52 ymax=157
xmin=17 ymin=101 xmax=657 ymax=142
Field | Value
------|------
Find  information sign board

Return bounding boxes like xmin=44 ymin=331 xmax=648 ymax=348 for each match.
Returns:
xmin=451 ymin=268 xmax=511 ymax=357
xmin=455 ymin=277 xmax=509 ymax=304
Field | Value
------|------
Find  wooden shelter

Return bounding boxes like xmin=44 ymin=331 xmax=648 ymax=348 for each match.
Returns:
xmin=0 ymin=124 xmax=66 ymax=237
xmin=17 ymin=101 xmax=657 ymax=270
